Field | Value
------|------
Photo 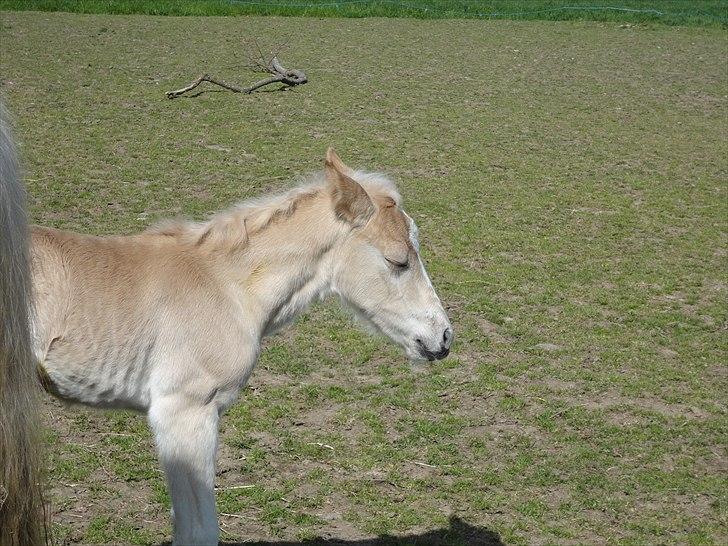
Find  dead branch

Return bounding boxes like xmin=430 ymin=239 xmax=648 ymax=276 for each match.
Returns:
xmin=166 ymin=56 xmax=307 ymax=99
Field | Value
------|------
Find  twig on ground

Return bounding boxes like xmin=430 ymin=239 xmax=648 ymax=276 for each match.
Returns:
xmin=166 ymin=56 xmax=307 ymax=99
xmin=307 ymin=442 xmax=335 ymax=450
xmin=214 ymin=484 xmax=256 ymax=491
xmin=410 ymin=460 xmax=437 ymax=468
xmin=220 ymin=512 xmax=250 ymax=519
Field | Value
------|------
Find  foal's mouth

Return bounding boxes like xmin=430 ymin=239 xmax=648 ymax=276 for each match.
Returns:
xmin=415 ymin=339 xmax=450 ymax=361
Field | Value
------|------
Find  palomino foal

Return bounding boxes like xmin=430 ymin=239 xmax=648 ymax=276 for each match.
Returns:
xmin=31 ymin=149 xmax=453 ymax=545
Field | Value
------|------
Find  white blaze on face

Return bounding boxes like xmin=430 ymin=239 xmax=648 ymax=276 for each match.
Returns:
xmin=404 ymin=211 xmax=420 ymax=252
xmin=403 ymin=212 xmax=437 ymax=294
xmin=387 ymin=211 xmax=451 ymax=360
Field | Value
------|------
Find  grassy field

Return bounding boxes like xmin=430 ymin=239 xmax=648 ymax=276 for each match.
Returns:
xmin=1 ymin=9 xmax=727 ymax=546
xmin=1 ymin=0 xmax=727 ymax=26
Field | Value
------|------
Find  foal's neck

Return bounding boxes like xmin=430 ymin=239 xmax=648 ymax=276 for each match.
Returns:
xmin=219 ymin=191 xmax=344 ymax=337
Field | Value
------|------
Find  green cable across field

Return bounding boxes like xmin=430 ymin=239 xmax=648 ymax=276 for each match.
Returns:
xmin=1 ymin=0 xmax=726 ymax=26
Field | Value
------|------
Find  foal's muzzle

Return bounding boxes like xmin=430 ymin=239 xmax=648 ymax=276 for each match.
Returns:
xmin=416 ymin=327 xmax=453 ymax=361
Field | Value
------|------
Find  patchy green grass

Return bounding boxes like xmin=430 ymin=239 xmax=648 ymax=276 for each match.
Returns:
xmin=1 ymin=0 xmax=727 ymax=26
xmin=2 ymin=10 xmax=727 ymax=546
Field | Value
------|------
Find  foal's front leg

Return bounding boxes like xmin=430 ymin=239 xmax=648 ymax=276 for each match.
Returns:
xmin=148 ymin=395 xmax=220 ymax=546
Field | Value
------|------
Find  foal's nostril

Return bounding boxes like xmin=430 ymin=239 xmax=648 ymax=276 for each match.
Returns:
xmin=442 ymin=327 xmax=454 ymax=348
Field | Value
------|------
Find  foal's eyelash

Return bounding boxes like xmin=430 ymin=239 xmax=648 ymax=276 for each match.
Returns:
xmin=386 ymin=257 xmax=409 ymax=270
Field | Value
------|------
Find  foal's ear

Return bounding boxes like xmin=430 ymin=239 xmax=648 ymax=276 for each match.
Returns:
xmin=325 ymin=148 xmax=374 ymax=226
xmin=325 ymin=147 xmax=354 ymax=176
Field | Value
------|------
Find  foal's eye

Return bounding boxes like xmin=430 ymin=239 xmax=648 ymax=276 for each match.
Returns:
xmin=386 ymin=257 xmax=409 ymax=271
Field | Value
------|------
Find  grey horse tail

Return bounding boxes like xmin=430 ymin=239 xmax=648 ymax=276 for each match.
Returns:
xmin=0 ymin=100 xmax=49 ymax=545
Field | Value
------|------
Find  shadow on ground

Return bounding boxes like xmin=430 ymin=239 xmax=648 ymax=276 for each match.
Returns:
xmin=158 ymin=517 xmax=503 ymax=546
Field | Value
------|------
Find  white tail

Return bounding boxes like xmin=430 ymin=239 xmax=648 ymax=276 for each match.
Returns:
xmin=0 ymin=101 xmax=47 ymax=545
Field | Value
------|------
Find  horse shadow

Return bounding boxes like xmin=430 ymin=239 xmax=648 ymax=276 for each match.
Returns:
xmin=213 ymin=516 xmax=504 ymax=546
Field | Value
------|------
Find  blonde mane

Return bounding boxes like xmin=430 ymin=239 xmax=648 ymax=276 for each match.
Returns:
xmin=146 ymin=170 xmax=402 ymax=250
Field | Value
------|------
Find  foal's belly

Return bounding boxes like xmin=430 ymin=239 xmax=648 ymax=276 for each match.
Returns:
xmin=41 ymin=335 xmax=154 ymax=411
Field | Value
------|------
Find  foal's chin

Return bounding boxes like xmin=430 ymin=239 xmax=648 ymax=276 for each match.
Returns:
xmin=349 ymin=311 xmax=421 ymax=362
xmin=404 ymin=346 xmax=438 ymax=364
xmin=406 ymin=354 xmax=431 ymax=366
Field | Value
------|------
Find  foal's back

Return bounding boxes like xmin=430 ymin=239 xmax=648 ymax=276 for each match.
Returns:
xmin=30 ymin=226 xmax=246 ymax=410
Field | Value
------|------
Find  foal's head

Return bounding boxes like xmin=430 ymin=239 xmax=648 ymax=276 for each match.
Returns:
xmin=325 ymin=149 xmax=453 ymax=362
